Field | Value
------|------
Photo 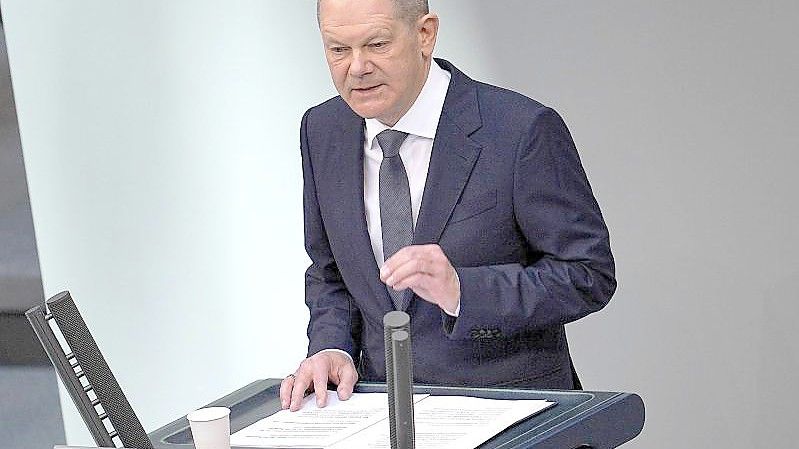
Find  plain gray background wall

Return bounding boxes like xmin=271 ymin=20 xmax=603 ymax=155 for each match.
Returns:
xmin=456 ymin=2 xmax=798 ymax=447
xmin=2 ymin=1 xmax=797 ymax=448
xmin=447 ymin=1 xmax=799 ymax=447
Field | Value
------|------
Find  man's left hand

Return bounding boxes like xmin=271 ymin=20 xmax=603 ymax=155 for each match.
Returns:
xmin=380 ymin=244 xmax=460 ymax=314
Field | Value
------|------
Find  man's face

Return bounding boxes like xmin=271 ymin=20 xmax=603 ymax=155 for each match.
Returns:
xmin=318 ymin=0 xmax=436 ymax=126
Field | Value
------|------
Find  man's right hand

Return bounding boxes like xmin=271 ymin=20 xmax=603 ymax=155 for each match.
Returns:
xmin=279 ymin=351 xmax=358 ymax=412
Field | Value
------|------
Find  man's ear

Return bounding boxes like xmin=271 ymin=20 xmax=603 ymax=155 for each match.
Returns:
xmin=417 ymin=13 xmax=439 ymax=58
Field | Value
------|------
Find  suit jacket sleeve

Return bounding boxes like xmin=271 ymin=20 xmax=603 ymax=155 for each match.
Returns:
xmin=300 ymin=109 xmax=363 ymax=359
xmin=446 ymin=106 xmax=616 ymax=339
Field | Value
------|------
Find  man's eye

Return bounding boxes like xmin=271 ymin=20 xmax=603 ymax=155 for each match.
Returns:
xmin=330 ymin=47 xmax=347 ymax=54
xmin=370 ymin=41 xmax=388 ymax=49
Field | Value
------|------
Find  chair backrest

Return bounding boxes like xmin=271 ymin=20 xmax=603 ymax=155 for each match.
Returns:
xmin=26 ymin=291 xmax=153 ymax=449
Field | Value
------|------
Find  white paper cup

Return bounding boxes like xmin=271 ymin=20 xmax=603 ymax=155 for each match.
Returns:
xmin=187 ymin=406 xmax=231 ymax=449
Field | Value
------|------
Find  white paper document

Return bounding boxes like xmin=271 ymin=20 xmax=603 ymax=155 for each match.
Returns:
xmin=230 ymin=392 xmax=428 ymax=448
xmin=231 ymin=391 xmax=554 ymax=449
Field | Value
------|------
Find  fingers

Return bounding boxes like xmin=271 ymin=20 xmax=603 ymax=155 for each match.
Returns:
xmin=381 ymin=245 xmax=440 ymax=285
xmin=335 ymin=363 xmax=359 ymax=401
xmin=283 ymin=355 xmax=327 ymax=411
xmin=281 ymin=351 xmax=358 ymax=412
xmin=313 ymin=365 xmax=330 ymax=408
xmin=390 ymin=271 xmax=430 ymax=292
xmin=279 ymin=374 xmax=296 ymax=409
xmin=380 ymin=245 xmax=459 ymax=309
xmin=289 ymin=366 xmax=314 ymax=411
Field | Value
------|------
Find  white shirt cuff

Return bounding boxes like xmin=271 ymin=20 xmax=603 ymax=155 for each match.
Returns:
xmin=443 ymin=302 xmax=460 ymax=317
xmin=442 ymin=270 xmax=461 ymax=317
xmin=316 ymin=348 xmax=354 ymax=363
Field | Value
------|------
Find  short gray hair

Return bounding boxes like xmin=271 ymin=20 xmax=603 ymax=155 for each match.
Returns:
xmin=317 ymin=0 xmax=429 ymax=25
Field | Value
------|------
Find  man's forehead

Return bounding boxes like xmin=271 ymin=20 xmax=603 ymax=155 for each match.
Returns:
xmin=321 ymin=24 xmax=393 ymax=45
xmin=320 ymin=16 xmax=395 ymax=32
xmin=319 ymin=0 xmax=398 ymax=24
xmin=319 ymin=0 xmax=400 ymax=43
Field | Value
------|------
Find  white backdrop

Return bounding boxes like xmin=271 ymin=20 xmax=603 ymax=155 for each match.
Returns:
xmin=4 ymin=1 xmax=798 ymax=447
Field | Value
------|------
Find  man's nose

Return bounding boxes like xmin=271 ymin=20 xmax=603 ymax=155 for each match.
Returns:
xmin=348 ymin=49 xmax=373 ymax=77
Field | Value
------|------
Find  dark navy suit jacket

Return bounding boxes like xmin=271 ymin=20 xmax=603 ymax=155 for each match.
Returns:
xmin=300 ymin=59 xmax=616 ymax=389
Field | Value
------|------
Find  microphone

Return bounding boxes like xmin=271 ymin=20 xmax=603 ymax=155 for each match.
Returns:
xmin=383 ymin=311 xmax=415 ymax=449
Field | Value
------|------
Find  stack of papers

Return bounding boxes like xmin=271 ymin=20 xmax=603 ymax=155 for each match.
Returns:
xmin=230 ymin=391 xmax=554 ymax=449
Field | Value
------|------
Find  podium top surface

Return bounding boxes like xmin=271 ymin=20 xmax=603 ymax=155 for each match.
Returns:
xmin=148 ymin=379 xmax=643 ymax=449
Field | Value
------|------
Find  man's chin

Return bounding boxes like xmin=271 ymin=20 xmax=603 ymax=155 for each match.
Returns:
xmin=346 ymin=103 xmax=384 ymax=120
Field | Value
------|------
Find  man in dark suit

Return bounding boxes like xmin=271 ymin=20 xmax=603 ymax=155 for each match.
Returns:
xmin=280 ymin=0 xmax=616 ymax=411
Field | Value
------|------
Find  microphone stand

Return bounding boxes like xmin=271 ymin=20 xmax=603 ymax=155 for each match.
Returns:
xmin=383 ymin=311 xmax=415 ymax=449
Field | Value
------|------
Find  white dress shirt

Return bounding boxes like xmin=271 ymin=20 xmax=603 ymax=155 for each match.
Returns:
xmin=363 ymin=62 xmax=451 ymax=265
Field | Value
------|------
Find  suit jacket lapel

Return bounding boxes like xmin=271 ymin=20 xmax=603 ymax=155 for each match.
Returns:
xmin=414 ymin=59 xmax=483 ymax=245
xmin=332 ymin=109 xmax=395 ymax=310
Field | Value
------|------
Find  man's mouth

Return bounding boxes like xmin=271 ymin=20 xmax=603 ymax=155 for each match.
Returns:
xmin=352 ymin=84 xmax=382 ymax=93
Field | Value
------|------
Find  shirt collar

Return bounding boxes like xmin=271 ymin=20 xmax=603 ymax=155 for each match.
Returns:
xmin=365 ymin=61 xmax=451 ymax=147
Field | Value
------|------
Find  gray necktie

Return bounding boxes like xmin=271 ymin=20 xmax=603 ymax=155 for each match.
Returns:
xmin=377 ymin=129 xmax=413 ymax=310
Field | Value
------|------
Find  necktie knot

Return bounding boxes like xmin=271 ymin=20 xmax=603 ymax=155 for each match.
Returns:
xmin=376 ymin=129 xmax=408 ymax=158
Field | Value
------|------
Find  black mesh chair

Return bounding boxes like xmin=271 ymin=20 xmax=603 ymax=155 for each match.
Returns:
xmin=26 ymin=291 xmax=153 ymax=449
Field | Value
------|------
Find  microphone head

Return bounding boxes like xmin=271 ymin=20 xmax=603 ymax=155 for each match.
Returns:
xmin=383 ymin=310 xmax=410 ymax=330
